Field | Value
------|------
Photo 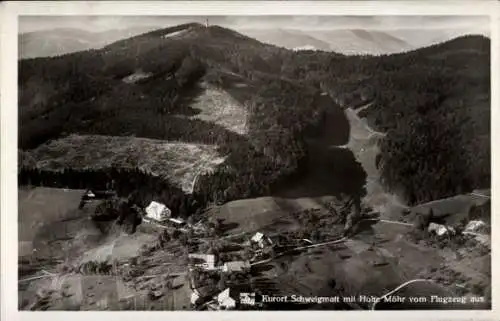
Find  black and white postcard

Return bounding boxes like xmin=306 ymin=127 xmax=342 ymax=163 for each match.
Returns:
xmin=1 ymin=1 xmax=498 ymax=320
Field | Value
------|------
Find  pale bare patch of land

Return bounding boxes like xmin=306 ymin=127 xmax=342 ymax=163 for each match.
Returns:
xmin=22 ymin=134 xmax=226 ymax=193
xmin=189 ymin=82 xmax=249 ymax=135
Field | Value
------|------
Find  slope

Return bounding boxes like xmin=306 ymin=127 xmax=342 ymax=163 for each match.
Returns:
xmin=19 ymin=24 xmax=490 ymax=209
xmin=277 ymin=34 xmax=490 ymax=205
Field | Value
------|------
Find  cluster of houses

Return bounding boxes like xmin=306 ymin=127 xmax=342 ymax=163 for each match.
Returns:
xmin=186 ymin=233 xmax=274 ymax=310
xmin=108 ymin=198 xmax=276 ymax=310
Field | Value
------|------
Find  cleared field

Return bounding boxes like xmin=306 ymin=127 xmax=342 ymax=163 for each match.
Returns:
xmin=18 ymin=186 xmax=193 ymax=311
xmin=22 ymin=134 xmax=226 ymax=193
xmin=190 ymin=82 xmax=248 ymax=135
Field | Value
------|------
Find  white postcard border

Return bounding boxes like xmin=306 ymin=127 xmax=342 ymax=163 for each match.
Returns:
xmin=1 ymin=1 xmax=499 ymax=321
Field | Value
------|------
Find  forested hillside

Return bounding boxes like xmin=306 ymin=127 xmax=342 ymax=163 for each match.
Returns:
xmin=19 ymin=23 xmax=490 ymax=209
xmin=275 ymin=35 xmax=490 ymax=204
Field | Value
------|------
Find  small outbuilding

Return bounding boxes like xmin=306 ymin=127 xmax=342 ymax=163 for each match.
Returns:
xmin=188 ymin=253 xmax=216 ymax=270
xmin=428 ymin=222 xmax=455 ymax=236
xmin=169 ymin=217 xmax=186 ymax=226
xmin=464 ymin=220 xmax=487 ymax=233
xmin=222 ymin=261 xmax=250 ymax=273
xmin=251 ymin=232 xmax=273 ymax=248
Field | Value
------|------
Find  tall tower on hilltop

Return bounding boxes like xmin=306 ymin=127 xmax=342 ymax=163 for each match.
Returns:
xmin=205 ymin=18 xmax=209 ymax=28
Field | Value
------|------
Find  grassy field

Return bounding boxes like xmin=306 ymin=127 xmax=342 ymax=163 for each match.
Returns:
xmin=18 ymin=187 xmax=95 ymax=258
xmin=18 ymin=187 xmax=188 ymax=311
xmin=21 ymin=135 xmax=226 ymax=193
xmin=213 ymin=196 xmax=303 ymax=235
xmin=79 ymin=231 xmax=157 ymax=265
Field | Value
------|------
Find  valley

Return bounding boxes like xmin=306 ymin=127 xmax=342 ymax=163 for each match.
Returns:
xmin=17 ymin=22 xmax=491 ymax=311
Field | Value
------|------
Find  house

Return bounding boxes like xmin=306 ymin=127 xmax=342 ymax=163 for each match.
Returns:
xmin=188 ymin=253 xmax=216 ymax=270
xmin=428 ymin=223 xmax=455 ymax=236
xmin=250 ymin=232 xmax=273 ymax=248
xmin=85 ymin=190 xmax=96 ymax=199
xmin=222 ymin=261 xmax=250 ymax=273
xmin=217 ymin=288 xmax=237 ymax=310
xmin=191 ymin=289 xmax=201 ymax=305
xmin=145 ymin=201 xmax=171 ymax=222
xmin=464 ymin=220 xmax=487 ymax=233
xmin=82 ymin=189 xmax=116 ymax=201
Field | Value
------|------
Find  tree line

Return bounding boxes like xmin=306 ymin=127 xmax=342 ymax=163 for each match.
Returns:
xmin=19 ymin=166 xmax=200 ymax=218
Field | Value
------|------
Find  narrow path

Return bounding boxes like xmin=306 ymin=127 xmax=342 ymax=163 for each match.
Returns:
xmin=251 ymin=236 xmax=348 ymax=267
xmin=354 ymin=101 xmax=374 ymax=113
xmin=371 ymin=279 xmax=436 ymax=310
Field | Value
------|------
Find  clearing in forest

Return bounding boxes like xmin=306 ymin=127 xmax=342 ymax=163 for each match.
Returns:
xmin=21 ymin=134 xmax=226 ymax=193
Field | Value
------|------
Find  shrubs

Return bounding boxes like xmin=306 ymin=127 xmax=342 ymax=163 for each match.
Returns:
xmin=92 ymin=198 xmax=122 ymax=221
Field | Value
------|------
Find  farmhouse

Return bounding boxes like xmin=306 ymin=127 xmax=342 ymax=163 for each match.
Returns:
xmin=464 ymin=220 xmax=487 ymax=233
xmin=145 ymin=201 xmax=171 ymax=222
xmin=251 ymin=232 xmax=273 ymax=249
xmin=222 ymin=261 xmax=250 ymax=273
xmin=188 ymin=253 xmax=216 ymax=270
xmin=428 ymin=223 xmax=455 ymax=236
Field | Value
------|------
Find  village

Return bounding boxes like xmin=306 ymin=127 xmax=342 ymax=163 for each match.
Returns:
xmin=144 ymin=198 xmax=292 ymax=310
xmin=140 ymin=199 xmax=281 ymax=310
xmin=79 ymin=190 xmax=287 ymax=310
xmin=71 ymin=188 xmax=492 ymax=311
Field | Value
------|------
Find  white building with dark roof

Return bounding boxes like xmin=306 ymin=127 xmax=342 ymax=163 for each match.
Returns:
xmin=145 ymin=201 xmax=171 ymax=222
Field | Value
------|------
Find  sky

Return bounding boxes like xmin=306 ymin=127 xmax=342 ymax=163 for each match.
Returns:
xmin=19 ymin=15 xmax=490 ymax=35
